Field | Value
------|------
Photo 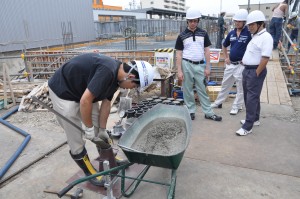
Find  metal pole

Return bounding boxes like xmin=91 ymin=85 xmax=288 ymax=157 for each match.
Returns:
xmin=248 ymin=0 xmax=251 ymax=13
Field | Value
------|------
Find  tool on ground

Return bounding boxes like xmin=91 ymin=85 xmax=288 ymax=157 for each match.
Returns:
xmin=118 ymin=89 xmax=132 ymax=114
xmin=31 ymin=96 xmax=110 ymax=148
xmin=111 ymin=110 xmax=126 ymax=137
xmin=112 ymin=89 xmax=132 ymax=136
xmin=44 ymin=187 xmax=83 ymax=199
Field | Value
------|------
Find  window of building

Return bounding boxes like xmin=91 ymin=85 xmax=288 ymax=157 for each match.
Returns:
xmin=266 ymin=6 xmax=270 ymax=9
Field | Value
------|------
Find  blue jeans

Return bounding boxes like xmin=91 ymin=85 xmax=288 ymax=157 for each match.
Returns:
xmin=269 ymin=17 xmax=283 ymax=49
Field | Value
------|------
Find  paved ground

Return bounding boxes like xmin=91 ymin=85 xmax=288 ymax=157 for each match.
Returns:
xmin=0 ymin=96 xmax=299 ymax=199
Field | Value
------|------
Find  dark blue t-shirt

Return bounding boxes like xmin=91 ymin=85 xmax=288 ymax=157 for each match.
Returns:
xmin=48 ymin=53 xmax=121 ymax=102
xmin=223 ymin=26 xmax=252 ymax=62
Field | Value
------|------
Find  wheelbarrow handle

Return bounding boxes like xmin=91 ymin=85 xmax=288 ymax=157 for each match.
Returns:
xmin=57 ymin=184 xmax=74 ymax=198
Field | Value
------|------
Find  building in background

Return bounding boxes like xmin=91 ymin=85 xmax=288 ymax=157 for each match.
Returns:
xmin=92 ymin=0 xmax=122 ymax=10
xmin=239 ymin=3 xmax=278 ymax=20
xmin=140 ymin=0 xmax=185 ymax=11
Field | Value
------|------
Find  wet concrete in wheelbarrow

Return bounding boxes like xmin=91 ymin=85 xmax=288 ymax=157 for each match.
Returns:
xmin=132 ymin=118 xmax=187 ymax=155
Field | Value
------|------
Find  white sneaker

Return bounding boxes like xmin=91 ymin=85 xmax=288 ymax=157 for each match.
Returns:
xmin=240 ymin=120 xmax=260 ymax=126
xmin=236 ymin=128 xmax=252 ymax=136
xmin=210 ymin=103 xmax=222 ymax=108
xmin=230 ymin=108 xmax=239 ymax=115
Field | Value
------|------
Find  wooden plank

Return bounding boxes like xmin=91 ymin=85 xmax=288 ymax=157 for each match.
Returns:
xmin=267 ymin=81 xmax=280 ymax=105
xmin=260 ymin=79 xmax=268 ymax=103
xmin=271 ymin=49 xmax=279 ymax=61
xmin=266 ymin=63 xmax=275 ymax=82
xmin=273 ymin=64 xmax=285 ymax=82
xmin=277 ymin=82 xmax=292 ymax=105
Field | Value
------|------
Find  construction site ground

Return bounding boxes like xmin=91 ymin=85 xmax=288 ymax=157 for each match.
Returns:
xmin=0 ymin=94 xmax=300 ymax=199
xmin=1 ymin=38 xmax=300 ymax=198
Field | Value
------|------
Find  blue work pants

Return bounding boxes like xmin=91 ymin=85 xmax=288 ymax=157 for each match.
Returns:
xmin=242 ymin=68 xmax=267 ymax=131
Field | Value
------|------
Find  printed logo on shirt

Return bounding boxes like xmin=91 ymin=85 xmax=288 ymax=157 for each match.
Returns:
xmin=239 ymin=35 xmax=249 ymax=43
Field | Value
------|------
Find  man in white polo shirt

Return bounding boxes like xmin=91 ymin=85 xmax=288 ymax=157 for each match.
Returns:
xmin=175 ymin=7 xmax=222 ymax=121
xmin=236 ymin=10 xmax=273 ymax=136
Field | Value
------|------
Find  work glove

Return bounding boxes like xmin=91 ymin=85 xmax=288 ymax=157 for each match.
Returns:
xmin=97 ymin=128 xmax=110 ymax=140
xmin=85 ymin=127 xmax=112 ymax=149
xmin=81 ymin=122 xmax=95 ymax=140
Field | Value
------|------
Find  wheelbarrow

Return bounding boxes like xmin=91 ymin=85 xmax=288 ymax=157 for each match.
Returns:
xmin=58 ymin=104 xmax=192 ymax=199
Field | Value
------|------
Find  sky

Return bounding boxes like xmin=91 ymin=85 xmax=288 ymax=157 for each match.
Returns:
xmin=103 ymin=0 xmax=283 ymax=15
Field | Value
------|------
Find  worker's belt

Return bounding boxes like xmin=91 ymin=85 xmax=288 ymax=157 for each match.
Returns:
xmin=230 ymin=61 xmax=242 ymax=65
xmin=183 ymin=58 xmax=204 ymax=65
xmin=244 ymin=65 xmax=259 ymax=69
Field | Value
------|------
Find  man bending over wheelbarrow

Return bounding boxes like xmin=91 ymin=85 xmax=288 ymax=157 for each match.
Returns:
xmin=48 ymin=53 xmax=154 ymax=186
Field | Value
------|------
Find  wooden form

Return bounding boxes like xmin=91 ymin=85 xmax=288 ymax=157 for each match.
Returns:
xmin=2 ymin=63 xmax=16 ymax=108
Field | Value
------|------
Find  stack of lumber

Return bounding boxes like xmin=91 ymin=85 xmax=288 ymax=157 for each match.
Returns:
xmin=18 ymin=82 xmax=51 ymax=112
xmin=0 ymin=80 xmax=45 ymax=102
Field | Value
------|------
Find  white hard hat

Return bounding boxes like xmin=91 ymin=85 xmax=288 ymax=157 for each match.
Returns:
xmin=246 ymin=10 xmax=266 ymax=25
xmin=130 ymin=60 xmax=154 ymax=92
xmin=186 ymin=7 xmax=202 ymax=19
xmin=289 ymin=12 xmax=298 ymax=19
xmin=233 ymin=9 xmax=248 ymax=21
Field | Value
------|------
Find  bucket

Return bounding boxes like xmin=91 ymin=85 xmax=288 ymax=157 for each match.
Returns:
xmin=172 ymin=88 xmax=183 ymax=99
xmin=0 ymin=99 xmax=4 ymax=110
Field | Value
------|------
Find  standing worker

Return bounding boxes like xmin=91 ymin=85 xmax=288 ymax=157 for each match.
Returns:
xmin=216 ymin=11 xmax=226 ymax=49
xmin=48 ymin=53 xmax=154 ymax=185
xmin=175 ymin=7 xmax=222 ymax=121
xmin=236 ymin=10 xmax=273 ymax=136
xmin=211 ymin=9 xmax=252 ymax=115
xmin=269 ymin=0 xmax=288 ymax=50
xmin=286 ymin=12 xmax=300 ymax=53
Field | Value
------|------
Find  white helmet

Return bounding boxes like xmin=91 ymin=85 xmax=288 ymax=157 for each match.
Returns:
xmin=246 ymin=10 xmax=266 ymax=25
xmin=186 ymin=7 xmax=202 ymax=19
xmin=289 ymin=12 xmax=298 ymax=19
xmin=233 ymin=9 xmax=248 ymax=21
xmin=129 ymin=60 xmax=154 ymax=92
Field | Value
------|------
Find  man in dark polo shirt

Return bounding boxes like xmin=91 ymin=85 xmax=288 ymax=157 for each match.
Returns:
xmin=211 ymin=9 xmax=252 ymax=115
xmin=48 ymin=53 xmax=154 ymax=186
xmin=175 ymin=7 xmax=222 ymax=121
